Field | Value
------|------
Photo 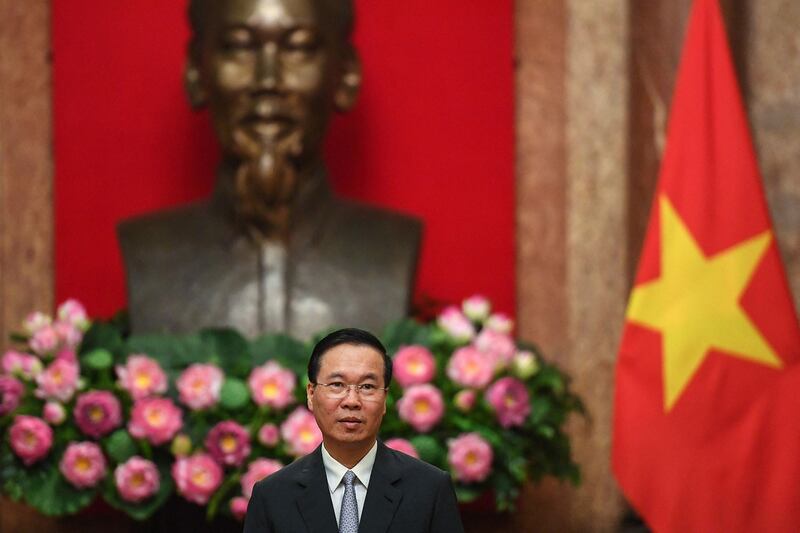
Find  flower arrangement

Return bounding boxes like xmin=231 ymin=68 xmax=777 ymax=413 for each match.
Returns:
xmin=0 ymin=297 xmax=582 ymax=521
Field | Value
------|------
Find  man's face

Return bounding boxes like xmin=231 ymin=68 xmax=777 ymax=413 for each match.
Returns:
xmin=197 ymin=0 xmax=348 ymax=163
xmin=307 ymin=344 xmax=387 ymax=450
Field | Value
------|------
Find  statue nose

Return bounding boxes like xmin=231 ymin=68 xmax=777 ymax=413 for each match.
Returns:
xmin=255 ymin=43 xmax=281 ymax=91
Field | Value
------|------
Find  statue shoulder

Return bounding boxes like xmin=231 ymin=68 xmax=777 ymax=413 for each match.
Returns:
xmin=117 ymin=201 xmax=229 ymax=254
xmin=329 ymin=199 xmax=423 ymax=253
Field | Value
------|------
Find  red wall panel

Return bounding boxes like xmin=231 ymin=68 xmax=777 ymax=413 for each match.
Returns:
xmin=53 ymin=0 xmax=515 ymax=323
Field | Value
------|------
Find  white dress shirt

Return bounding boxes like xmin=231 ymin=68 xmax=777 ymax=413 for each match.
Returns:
xmin=321 ymin=440 xmax=378 ymax=526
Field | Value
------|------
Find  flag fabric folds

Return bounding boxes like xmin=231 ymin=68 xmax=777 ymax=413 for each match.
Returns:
xmin=612 ymin=0 xmax=800 ymax=531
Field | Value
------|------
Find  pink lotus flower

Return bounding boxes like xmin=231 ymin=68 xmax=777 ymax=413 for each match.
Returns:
xmin=128 ymin=397 xmax=183 ymax=445
xmin=454 ymin=389 xmax=477 ymax=412
xmin=437 ymin=306 xmax=476 ymax=342
xmin=397 ymin=384 xmax=445 ymax=432
xmin=55 ymin=349 xmax=77 ymax=363
xmin=230 ymin=496 xmax=249 ymax=521
xmin=393 ymin=346 xmax=436 ymax=388
xmin=241 ymin=458 xmax=283 ymax=499
xmin=35 ymin=359 xmax=80 ymax=402
xmin=446 ymin=346 xmax=494 ymax=389
xmin=385 ymin=438 xmax=419 ymax=459
xmin=280 ymin=407 xmax=322 ymax=457
xmin=9 ymin=415 xmax=53 ymax=465
xmin=53 ymin=321 xmax=83 ymax=350
xmin=205 ymin=420 xmax=251 ymax=467
xmin=485 ymin=377 xmax=531 ymax=428
xmin=462 ymin=295 xmax=491 ymax=322
xmin=2 ymin=351 xmax=42 ymax=380
xmin=176 ymin=364 xmax=224 ymax=410
xmin=474 ymin=329 xmax=516 ymax=369
xmin=248 ymin=361 xmax=296 ymax=409
xmin=74 ymin=390 xmax=123 ymax=438
xmin=116 ymin=355 xmax=168 ymax=400
xmin=43 ymin=401 xmax=67 ymax=425
xmin=115 ymin=456 xmax=160 ymax=502
xmin=485 ymin=312 xmax=514 ymax=334
xmin=60 ymin=441 xmax=107 ymax=488
xmin=56 ymin=299 xmax=90 ymax=331
xmin=30 ymin=325 xmax=59 ymax=355
xmin=172 ymin=453 xmax=223 ymax=505
xmin=448 ymin=433 xmax=493 ymax=483
xmin=257 ymin=423 xmax=280 ymax=447
xmin=23 ymin=311 xmax=52 ymax=335
xmin=0 ymin=376 xmax=24 ymax=416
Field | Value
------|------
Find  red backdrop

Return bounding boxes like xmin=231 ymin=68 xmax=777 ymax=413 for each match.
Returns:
xmin=53 ymin=1 xmax=515 ymax=322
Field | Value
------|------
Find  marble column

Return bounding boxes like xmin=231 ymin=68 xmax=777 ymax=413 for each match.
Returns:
xmin=0 ymin=2 xmax=54 ymax=531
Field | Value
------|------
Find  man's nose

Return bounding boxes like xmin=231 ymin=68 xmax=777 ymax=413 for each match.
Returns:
xmin=340 ymin=386 xmax=362 ymax=406
xmin=254 ymin=43 xmax=281 ymax=92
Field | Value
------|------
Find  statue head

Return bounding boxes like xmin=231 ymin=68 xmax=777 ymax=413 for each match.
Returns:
xmin=185 ymin=0 xmax=361 ymax=239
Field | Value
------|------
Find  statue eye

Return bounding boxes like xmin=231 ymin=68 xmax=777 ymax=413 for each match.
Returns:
xmin=221 ymin=29 xmax=254 ymax=51
xmin=284 ymin=29 xmax=319 ymax=53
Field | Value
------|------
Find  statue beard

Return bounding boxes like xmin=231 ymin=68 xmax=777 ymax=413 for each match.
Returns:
xmin=229 ymin=128 xmax=304 ymax=242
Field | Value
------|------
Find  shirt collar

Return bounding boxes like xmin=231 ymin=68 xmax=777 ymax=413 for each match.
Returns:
xmin=321 ymin=440 xmax=378 ymax=494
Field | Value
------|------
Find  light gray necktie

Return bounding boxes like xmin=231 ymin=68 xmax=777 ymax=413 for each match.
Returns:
xmin=339 ymin=470 xmax=359 ymax=533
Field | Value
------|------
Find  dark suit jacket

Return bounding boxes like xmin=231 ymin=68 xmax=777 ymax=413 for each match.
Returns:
xmin=243 ymin=441 xmax=465 ymax=533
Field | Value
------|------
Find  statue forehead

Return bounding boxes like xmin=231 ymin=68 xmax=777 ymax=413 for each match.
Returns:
xmin=192 ymin=0 xmax=349 ymax=31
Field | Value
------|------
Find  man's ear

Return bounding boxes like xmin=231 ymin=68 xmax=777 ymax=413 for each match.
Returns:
xmin=185 ymin=62 xmax=208 ymax=109
xmin=334 ymin=47 xmax=361 ymax=112
xmin=307 ymin=382 xmax=315 ymax=410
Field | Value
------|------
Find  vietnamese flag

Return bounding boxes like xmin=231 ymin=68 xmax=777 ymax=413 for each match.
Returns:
xmin=612 ymin=0 xmax=800 ymax=531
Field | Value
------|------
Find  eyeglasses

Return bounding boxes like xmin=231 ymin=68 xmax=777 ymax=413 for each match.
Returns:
xmin=313 ymin=381 xmax=388 ymax=400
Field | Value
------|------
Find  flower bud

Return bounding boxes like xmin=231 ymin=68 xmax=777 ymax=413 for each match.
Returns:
xmin=171 ymin=434 xmax=193 ymax=457
xmin=454 ymin=389 xmax=477 ymax=412
xmin=512 ymin=350 xmax=540 ymax=379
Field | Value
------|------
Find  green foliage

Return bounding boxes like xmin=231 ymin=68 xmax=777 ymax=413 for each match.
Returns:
xmin=219 ymin=378 xmax=250 ymax=410
xmin=381 ymin=319 xmax=432 ymax=353
xmin=21 ymin=461 xmax=95 ymax=516
xmin=250 ymin=334 xmax=308 ymax=374
xmin=410 ymin=435 xmax=445 ymax=464
xmin=104 ymin=430 xmax=138 ymax=463
xmin=82 ymin=348 xmax=114 ymax=370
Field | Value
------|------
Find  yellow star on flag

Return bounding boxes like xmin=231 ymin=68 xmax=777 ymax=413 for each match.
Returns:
xmin=626 ymin=195 xmax=782 ymax=411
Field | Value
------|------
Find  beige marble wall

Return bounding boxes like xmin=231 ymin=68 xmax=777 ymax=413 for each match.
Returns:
xmin=745 ymin=0 xmax=800 ymax=312
xmin=0 ymin=2 xmax=54 ymax=531
xmin=0 ymin=0 xmax=53 ymax=348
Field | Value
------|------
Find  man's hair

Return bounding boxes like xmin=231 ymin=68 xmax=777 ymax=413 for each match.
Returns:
xmin=308 ymin=328 xmax=392 ymax=387
xmin=188 ymin=0 xmax=355 ymax=59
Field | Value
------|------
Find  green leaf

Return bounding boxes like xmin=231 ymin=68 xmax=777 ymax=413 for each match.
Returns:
xmin=219 ymin=378 xmax=250 ymax=410
xmin=82 ymin=348 xmax=114 ymax=370
xmin=381 ymin=319 xmax=431 ymax=353
xmin=101 ymin=462 xmax=174 ymax=521
xmin=79 ymin=321 xmax=125 ymax=357
xmin=199 ymin=329 xmax=251 ymax=377
xmin=454 ymin=484 xmax=482 ymax=503
xmin=22 ymin=463 xmax=96 ymax=516
xmin=126 ymin=334 xmax=210 ymax=370
xmin=104 ymin=429 xmax=138 ymax=463
xmin=410 ymin=435 xmax=444 ymax=465
xmin=250 ymin=334 xmax=308 ymax=374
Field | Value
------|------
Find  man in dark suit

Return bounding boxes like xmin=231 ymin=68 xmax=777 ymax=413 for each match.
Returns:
xmin=244 ymin=328 xmax=465 ymax=532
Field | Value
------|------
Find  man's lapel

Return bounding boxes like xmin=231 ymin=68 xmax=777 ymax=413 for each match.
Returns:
xmin=296 ymin=446 xmax=339 ymax=533
xmin=358 ymin=442 xmax=403 ymax=533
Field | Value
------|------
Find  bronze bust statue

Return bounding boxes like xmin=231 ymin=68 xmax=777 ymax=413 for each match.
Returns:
xmin=118 ymin=0 xmax=421 ymax=339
